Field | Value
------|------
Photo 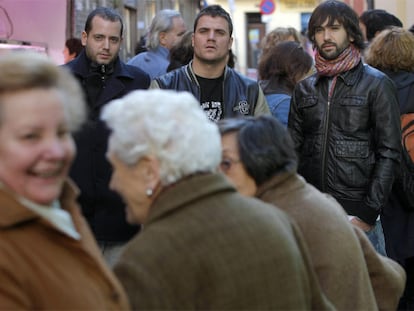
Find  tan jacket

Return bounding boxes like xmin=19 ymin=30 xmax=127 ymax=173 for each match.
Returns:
xmin=256 ymin=172 xmax=406 ymax=311
xmin=0 ymin=180 xmax=130 ymax=310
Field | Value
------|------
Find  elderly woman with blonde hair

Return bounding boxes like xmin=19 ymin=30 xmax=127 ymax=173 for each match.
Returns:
xmin=102 ymin=89 xmax=334 ymax=310
xmin=365 ymin=26 xmax=414 ymax=310
xmin=0 ymin=52 xmax=130 ymax=309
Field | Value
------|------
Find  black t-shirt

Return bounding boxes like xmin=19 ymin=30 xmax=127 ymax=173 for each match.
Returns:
xmin=197 ymin=74 xmax=224 ymax=122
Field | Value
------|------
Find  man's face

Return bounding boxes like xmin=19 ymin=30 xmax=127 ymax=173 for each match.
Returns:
xmin=160 ymin=17 xmax=187 ymax=50
xmin=314 ymin=18 xmax=353 ymax=60
xmin=82 ymin=16 xmax=122 ymax=64
xmin=192 ymin=15 xmax=233 ymax=65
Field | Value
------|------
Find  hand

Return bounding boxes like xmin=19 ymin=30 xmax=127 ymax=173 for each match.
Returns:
xmin=349 ymin=216 xmax=374 ymax=232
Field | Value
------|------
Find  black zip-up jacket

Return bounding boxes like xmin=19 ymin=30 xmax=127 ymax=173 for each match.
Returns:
xmin=288 ymin=61 xmax=401 ymax=225
xmin=64 ymin=50 xmax=150 ymax=241
xmin=152 ymin=61 xmax=270 ymax=121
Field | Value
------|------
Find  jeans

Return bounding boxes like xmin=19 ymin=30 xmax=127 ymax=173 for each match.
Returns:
xmin=366 ymin=219 xmax=387 ymax=256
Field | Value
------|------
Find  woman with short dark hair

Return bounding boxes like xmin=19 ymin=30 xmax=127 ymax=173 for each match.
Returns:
xmin=258 ymin=41 xmax=313 ymax=126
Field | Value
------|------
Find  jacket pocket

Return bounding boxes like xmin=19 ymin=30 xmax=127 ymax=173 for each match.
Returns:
xmin=336 ymin=95 xmax=369 ymax=132
xmin=334 ymin=140 xmax=374 ymax=188
xmin=298 ymin=96 xmax=317 ymax=109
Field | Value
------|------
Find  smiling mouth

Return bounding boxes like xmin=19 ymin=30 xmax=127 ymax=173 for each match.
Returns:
xmin=32 ymin=166 xmax=64 ymax=178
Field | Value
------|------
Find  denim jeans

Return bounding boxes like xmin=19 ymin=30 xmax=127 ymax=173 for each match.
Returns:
xmin=366 ymin=219 xmax=387 ymax=256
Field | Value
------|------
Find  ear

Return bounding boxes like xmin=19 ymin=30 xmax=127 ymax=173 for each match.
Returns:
xmin=228 ymin=36 xmax=233 ymax=50
xmin=159 ymin=32 xmax=167 ymax=47
xmin=191 ymin=33 xmax=195 ymax=48
xmin=141 ymin=156 xmax=161 ymax=190
xmin=81 ymin=31 xmax=87 ymax=46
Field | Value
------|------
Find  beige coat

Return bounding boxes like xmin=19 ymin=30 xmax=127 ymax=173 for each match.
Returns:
xmin=0 ymin=180 xmax=130 ymax=310
xmin=256 ymin=172 xmax=406 ymax=311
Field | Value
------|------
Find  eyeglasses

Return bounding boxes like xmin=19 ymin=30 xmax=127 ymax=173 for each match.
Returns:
xmin=220 ymin=158 xmax=241 ymax=172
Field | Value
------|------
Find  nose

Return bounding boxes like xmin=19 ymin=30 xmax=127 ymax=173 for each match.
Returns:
xmin=45 ymin=138 xmax=66 ymax=159
xmin=207 ymin=30 xmax=215 ymax=40
xmin=103 ymin=38 xmax=110 ymax=49
xmin=323 ymin=29 xmax=332 ymax=41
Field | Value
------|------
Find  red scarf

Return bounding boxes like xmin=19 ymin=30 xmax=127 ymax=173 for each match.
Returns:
xmin=315 ymin=44 xmax=361 ymax=77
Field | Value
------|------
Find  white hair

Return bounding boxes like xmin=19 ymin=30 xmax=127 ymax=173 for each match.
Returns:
xmin=101 ymin=89 xmax=221 ymax=186
xmin=147 ymin=9 xmax=182 ymax=50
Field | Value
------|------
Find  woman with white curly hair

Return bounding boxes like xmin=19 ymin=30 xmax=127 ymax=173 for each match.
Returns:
xmin=102 ymin=89 xmax=334 ymax=310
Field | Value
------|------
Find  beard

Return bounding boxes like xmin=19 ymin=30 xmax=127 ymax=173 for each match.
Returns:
xmin=318 ymin=42 xmax=349 ymax=60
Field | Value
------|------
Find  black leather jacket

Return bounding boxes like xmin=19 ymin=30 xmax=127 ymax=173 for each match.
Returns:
xmin=152 ymin=62 xmax=270 ymax=121
xmin=288 ymin=61 xmax=401 ymax=225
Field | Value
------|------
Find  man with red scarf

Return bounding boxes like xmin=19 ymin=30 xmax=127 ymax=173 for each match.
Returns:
xmin=288 ymin=0 xmax=401 ymax=256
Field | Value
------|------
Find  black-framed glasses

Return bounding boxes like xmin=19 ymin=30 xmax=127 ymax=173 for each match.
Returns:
xmin=220 ymin=158 xmax=241 ymax=172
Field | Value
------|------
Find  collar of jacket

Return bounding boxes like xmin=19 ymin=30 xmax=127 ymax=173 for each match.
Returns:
xmin=65 ymin=49 xmax=136 ymax=80
xmin=255 ymin=171 xmax=305 ymax=200
xmin=314 ymin=60 xmax=363 ymax=87
xmin=0 ymin=179 xmax=80 ymax=229
xmin=185 ymin=60 xmax=229 ymax=86
xmin=144 ymin=173 xmax=235 ymax=227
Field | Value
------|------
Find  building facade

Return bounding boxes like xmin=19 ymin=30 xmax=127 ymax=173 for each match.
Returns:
xmin=68 ymin=0 xmax=412 ymax=73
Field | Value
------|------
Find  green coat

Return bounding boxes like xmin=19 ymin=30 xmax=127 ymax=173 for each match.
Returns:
xmin=256 ymin=172 xmax=406 ymax=310
xmin=114 ymin=173 xmax=333 ymax=310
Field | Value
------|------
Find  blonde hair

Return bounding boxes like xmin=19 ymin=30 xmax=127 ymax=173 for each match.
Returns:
xmin=364 ymin=27 xmax=414 ymax=72
xmin=0 ymin=51 xmax=86 ymax=132
xmin=260 ymin=27 xmax=302 ymax=56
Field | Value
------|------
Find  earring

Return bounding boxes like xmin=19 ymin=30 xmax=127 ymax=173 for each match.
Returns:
xmin=146 ymin=188 xmax=153 ymax=197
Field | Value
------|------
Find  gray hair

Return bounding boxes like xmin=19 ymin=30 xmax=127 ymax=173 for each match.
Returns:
xmin=101 ymin=89 xmax=221 ymax=186
xmin=147 ymin=9 xmax=182 ymax=50
xmin=0 ymin=51 xmax=86 ymax=132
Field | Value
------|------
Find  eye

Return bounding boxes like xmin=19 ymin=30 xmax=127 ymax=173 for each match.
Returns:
xmin=57 ymin=127 xmax=69 ymax=138
xmin=220 ymin=159 xmax=232 ymax=172
xmin=220 ymin=158 xmax=241 ymax=172
xmin=22 ymin=133 xmax=40 ymax=141
xmin=110 ymin=37 xmax=120 ymax=44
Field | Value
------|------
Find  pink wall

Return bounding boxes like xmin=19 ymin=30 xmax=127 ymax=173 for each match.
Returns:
xmin=0 ymin=0 xmax=67 ymax=64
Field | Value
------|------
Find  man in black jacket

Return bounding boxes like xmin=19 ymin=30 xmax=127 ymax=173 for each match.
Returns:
xmin=288 ymin=0 xmax=401 ymax=256
xmin=65 ymin=7 xmax=150 ymax=265
xmin=151 ymin=5 xmax=270 ymax=122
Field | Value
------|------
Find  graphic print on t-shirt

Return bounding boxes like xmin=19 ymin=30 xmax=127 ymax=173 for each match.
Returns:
xmin=201 ymin=101 xmax=222 ymax=121
xmin=197 ymin=74 xmax=224 ymax=122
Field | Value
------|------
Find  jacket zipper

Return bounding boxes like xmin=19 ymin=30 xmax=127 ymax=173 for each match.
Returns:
xmin=321 ymin=77 xmax=338 ymax=191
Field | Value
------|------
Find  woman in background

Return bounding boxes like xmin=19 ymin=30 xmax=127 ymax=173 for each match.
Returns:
xmin=365 ymin=26 xmax=414 ymax=311
xmin=0 ymin=51 xmax=129 ymax=309
xmin=218 ymin=115 xmax=406 ymax=310
xmin=258 ymin=41 xmax=313 ymax=126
